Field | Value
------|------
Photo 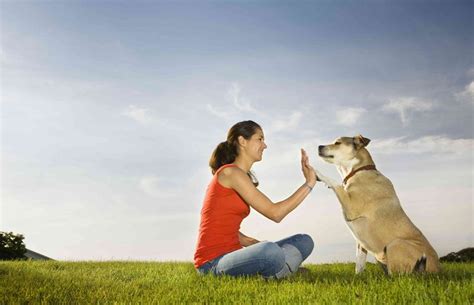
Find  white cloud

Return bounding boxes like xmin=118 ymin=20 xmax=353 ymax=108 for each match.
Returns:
xmin=467 ymin=82 xmax=474 ymax=96
xmin=206 ymin=104 xmax=230 ymax=119
xmin=271 ymin=111 xmax=303 ymax=132
xmin=228 ymin=82 xmax=257 ymax=113
xmin=371 ymin=135 xmax=474 ymax=155
xmin=455 ymin=81 xmax=474 ymax=104
xmin=138 ymin=176 xmax=177 ymax=198
xmin=336 ymin=107 xmax=367 ymax=126
xmin=122 ymin=105 xmax=152 ymax=124
xmin=382 ymin=97 xmax=433 ymax=125
xmin=207 ymin=82 xmax=259 ymax=119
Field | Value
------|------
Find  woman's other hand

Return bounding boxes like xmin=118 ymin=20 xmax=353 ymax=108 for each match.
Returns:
xmin=301 ymin=148 xmax=317 ymax=187
xmin=239 ymin=232 xmax=260 ymax=247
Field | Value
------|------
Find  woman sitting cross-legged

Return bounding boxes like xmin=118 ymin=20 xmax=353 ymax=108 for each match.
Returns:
xmin=194 ymin=120 xmax=317 ymax=279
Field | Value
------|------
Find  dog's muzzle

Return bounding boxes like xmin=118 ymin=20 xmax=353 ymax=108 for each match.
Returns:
xmin=318 ymin=145 xmax=333 ymax=158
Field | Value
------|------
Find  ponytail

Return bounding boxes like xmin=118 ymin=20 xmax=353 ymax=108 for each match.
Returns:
xmin=209 ymin=141 xmax=238 ymax=174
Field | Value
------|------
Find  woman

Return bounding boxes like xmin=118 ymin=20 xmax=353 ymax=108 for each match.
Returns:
xmin=194 ymin=120 xmax=317 ymax=279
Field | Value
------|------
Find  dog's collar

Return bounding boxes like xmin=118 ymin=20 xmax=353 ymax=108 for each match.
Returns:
xmin=343 ymin=165 xmax=377 ymax=185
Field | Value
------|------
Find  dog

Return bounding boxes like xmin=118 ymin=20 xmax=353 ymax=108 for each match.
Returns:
xmin=316 ymin=135 xmax=440 ymax=274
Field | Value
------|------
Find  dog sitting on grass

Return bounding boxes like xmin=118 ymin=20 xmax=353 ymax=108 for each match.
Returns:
xmin=315 ymin=135 xmax=440 ymax=275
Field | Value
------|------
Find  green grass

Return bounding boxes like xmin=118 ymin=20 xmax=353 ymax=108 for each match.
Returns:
xmin=0 ymin=261 xmax=472 ymax=304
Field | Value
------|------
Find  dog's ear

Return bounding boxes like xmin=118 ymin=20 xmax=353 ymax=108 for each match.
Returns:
xmin=353 ymin=135 xmax=371 ymax=149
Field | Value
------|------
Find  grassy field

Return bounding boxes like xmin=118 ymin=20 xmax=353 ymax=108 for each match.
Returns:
xmin=0 ymin=261 xmax=472 ymax=304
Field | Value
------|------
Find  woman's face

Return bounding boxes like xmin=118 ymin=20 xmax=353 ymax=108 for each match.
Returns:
xmin=245 ymin=129 xmax=267 ymax=161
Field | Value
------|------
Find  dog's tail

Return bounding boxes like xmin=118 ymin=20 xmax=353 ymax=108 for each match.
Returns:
xmin=413 ymin=254 xmax=427 ymax=272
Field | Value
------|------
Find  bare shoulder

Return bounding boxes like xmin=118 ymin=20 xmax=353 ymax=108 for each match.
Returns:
xmin=217 ymin=166 xmax=247 ymax=188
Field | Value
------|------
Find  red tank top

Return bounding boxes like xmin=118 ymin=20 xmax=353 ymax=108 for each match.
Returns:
xmin=194 ymin=164 xmax=250 ymax=268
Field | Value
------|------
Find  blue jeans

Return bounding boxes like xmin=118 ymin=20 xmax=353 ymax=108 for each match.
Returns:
xmin=197 ymin=234 xmax=314 ymax=279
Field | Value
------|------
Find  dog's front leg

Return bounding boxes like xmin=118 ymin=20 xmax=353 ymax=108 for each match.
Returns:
xmin=315 ymin=170 xmax=339 ymax=188
xmin=355 ymin=243 xmax=368 ymax=274
xmin=332 ymin=185 xmax=368 ymax=221
xmin=316 ymin=170 xmax=364 ymax=219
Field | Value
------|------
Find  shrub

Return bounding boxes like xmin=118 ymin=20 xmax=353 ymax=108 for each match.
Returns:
xmin=0 ymin=232 xmax=27 ymax=260
xmin=440 ymin=247 xmax=474 ymax=262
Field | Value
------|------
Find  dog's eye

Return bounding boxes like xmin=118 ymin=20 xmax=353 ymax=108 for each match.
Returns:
xmin=335 ymin=142 xmax=341 ymax=145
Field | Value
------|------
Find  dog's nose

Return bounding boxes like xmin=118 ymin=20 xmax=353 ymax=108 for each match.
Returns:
xmin=318 ymin=145 xmax=324 ymax=153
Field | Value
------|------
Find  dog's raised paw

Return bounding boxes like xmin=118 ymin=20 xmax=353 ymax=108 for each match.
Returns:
xmin=315 ymin=170 xmax=336 ymax=188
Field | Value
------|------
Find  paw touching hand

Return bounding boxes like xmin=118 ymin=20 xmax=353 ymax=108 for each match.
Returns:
xmin=315 ymin=170 xmax=337 ymax=188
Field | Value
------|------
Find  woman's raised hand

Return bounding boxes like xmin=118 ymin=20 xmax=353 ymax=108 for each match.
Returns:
xmin=301 ymin=148 xmax=317 ymax=187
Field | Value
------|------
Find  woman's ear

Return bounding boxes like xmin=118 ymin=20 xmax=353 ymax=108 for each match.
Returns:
xmin=353 ymin=135 xmax=371 ymax=149
xmin=237 ymin=135 xmax=247 ymax=147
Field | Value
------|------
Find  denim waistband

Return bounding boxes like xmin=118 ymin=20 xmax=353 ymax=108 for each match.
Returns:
xmin=196 ymin=255 xmax=223 ymax=275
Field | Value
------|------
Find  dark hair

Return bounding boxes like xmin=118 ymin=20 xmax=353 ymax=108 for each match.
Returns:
xmin=209 ymin=120 xmax=262 ymax=175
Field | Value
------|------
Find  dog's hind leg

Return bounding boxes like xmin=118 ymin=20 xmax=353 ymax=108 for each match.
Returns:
xmin=413 ymin=254 xmax=427 ymax=272
xmin=385 ymin=239 xmax=424 ymax=275
xmin=378 ymin=261 xmax=389 ymax=275
xmin=355 ymin=243 xmax=367 ymax=274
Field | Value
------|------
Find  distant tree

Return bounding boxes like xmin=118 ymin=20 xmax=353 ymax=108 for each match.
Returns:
xmin=0 ymin=231 xmax=27 ymax=260
xmin=440 ymin=248 xmax=474 ymax=263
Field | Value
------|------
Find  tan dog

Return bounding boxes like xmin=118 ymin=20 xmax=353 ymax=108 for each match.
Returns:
xmin=316 ymin=135 xmax=440 ymax=274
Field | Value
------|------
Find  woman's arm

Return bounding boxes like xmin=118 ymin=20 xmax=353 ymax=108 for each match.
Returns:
xmin=221 ymin=149 xmax=317 ymax=223
xmin=238 ymin=232 xmax=259 ymax=247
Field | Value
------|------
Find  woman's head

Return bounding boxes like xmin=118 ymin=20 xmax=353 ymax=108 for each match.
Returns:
xmin=209 ymin=120 xmax=264 ymax=174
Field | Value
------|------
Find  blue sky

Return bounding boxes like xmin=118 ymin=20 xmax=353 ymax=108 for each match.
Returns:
xmin=1 ymin=0 xmax=472 ymax=263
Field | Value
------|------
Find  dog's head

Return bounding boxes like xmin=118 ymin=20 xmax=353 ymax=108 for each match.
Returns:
xmin=318 ymin=135 xmax=371 ymax=165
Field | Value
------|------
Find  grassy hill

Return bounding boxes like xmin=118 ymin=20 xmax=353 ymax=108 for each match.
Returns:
xmin=0 ymin=261 xmax=472 ymax=304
